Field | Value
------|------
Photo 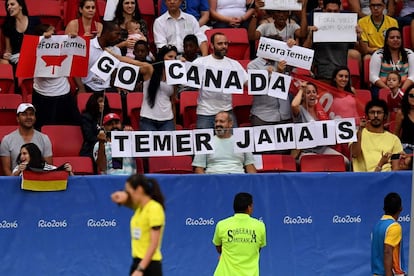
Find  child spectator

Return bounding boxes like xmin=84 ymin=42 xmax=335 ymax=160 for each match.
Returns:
xmin=182 ymin=34 xmax=200 ymax=62
xmin=125 ymin=19 xmax=146 ymax=59
xmin=385 ymin=71 xmax=404 ymax=114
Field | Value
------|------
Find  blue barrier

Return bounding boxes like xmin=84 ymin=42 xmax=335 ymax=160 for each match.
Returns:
xmin=0 ymin=172 xmax=412 ymax=276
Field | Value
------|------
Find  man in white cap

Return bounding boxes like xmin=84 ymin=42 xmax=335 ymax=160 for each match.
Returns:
xmin=93 ymin=113 xmax=136 ymax=175
xmin=0 ymin=103 xmax=53 ymax=176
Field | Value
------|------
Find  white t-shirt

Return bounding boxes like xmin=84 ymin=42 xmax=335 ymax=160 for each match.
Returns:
xmin=257 ymin=22 xmax=300 ymax=41
xmin=33 ymin=77 xmax=70 ymax=96
xmin=216 ymin=0 xmax=246 ymax=18
xmin=140 ymin=79 xmax=174 ymax=121
xmin=193 ymin=55 xmax=247 ymax=116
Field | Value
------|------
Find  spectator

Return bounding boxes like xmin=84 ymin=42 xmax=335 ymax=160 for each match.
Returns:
xmin=349 ymin=0 xmax=395 ymax=18
xmin=247 ymin=51 xmax=292 ymax=127
xmin=331 ymin=66 xmax=355 ymax=94
xmin=351 ymin=99 xmax=403 ymax=171
xmin=192 ymin=111 xmax=257 ymax=174
xmin=131 ymin=40 xmax=151 ymax=92
xmin=0 ymin=103 xmax=53 ymax=176
xmin=154 ymin=0 xmax=208 ymax=56
xmin=32 ymin=24 xmax=81 ymax=130
xmin=160 ymin=0 xmax=210 ymax=28
xmin=369 ymin=27 xmax=414 ymax=98
xmin=303 ymin=0 xmax=361 ymax=82
xmin=193 ymin=32 xmax=247 ymax=129
xmin=110 ymin=0 xmax=148 ymax=55
xmin=291 ymin=81 xmax=348 ymax=161
xmin=357 ymin=0 xmax=398 ymax=57
xmin=182 ymin=34 xmax=200 ymax=62
xmin=80 ymin=92 xmax=111 ymax=158
xmin=74 ymin=21 xmax=122 ymax=93
xmin=396 ymin=0 xmax=414 ymax=27
xmin=93 ymin=113 xmax=136 ymax=175
xmin=1 ymin=0 xmax=40 ymax=65
xmin=393 ymin=84 xmax=414 ymax=154
xmin=247 ymin=0 xmax=308 ymax=44
xmin=384 ymin=70 xmax=403 ymax=114
xmin=65 ymin=0 xmax=103 ymax=38
xmin=125 ymin=19 xmax=147 ymax=59
xmin=371 ymin=192 xmax=405 ymax=276
xmin=209 ymin=0 xmax=254 ymax=29
xmin=212 ymin=192 xmax=266 ymax=275
xmin=108 ymin=45 xmax=178 ymax=131
xmin=12 ymin=143 xmax=73 ymax=176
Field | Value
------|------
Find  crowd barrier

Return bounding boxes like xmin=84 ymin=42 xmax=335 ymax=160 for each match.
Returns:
xmin=0 ymin=172 xmax=412 ymax=275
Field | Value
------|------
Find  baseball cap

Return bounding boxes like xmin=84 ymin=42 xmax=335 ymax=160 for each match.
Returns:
xmin=103 ymin=113 xmax=121 ymax=125
xmin=16 ymin=103 xmax=36 ymax=114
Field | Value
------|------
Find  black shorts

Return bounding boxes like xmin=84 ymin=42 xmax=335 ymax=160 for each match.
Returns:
xmin=129 ymin=258 xmax=162 ymax=276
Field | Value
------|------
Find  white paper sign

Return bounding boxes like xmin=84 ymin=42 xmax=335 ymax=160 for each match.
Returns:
xmin=314 ymin=121 xmax=336 ymax=146
xmin=336 ymin=118 xmax=357 ymax=143
xmin=253 ymin=126 xmax=276 ymax=152
xmin=111 ymin=131 xmax=132 ymax=158
xmin=173 ymin=130 xmax=194 ymax=156
xmin=294 ymin=123 xmax=318 ymax=149
xmin=192 ymin=129 xmax=215 ymax=154
xmin=248 ymin=69 xmax=268 ymax=95
xmin=263 ymin=0 xmax=302 ymax=11
xmin=234 ymin=127 xmax=255 ymax=153
xmin=114 ymin=62 xmax=140 ymax=91
xmin=274 ymin=123 xmax=296 ymax=150
xmin=268 ymin=71 xmax=291 ymax=100
xmin=256 ymin=37 xmax=314 ymax=70
xmin=313 ymin=13 xmax=358 ymax=42
xmin=222 ymin=68 xmax=244 ymax=94
xmin=151 ymin=131 xmax=174 ymax=156
xmin=165 ymin=60 xmax=187 ymax=85
xmin=90 ymin=51 xmax=120 ymax=82
xmin=131 ymin=131 xmax=153 ymax=157
xmin=185 ymin=62 xmax=203 ymax=89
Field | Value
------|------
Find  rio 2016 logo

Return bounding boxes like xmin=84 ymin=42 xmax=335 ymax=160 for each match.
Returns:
xmin=332 ymin=215 xmax=362 ymax=224
xmin=185 ymin=217 xmax=215 ymax=226
xmin=38 ymin=219 xmax=67 ymax=228
xmin=283 ymin=216 xmax=313 ymax=224
xmin=87 ymin=218 xmax=117 ymax=227
xmin=0 ymin=220 xmax=18 ymax=229
xmin=398 ymin=214 xmax=410 ymax=223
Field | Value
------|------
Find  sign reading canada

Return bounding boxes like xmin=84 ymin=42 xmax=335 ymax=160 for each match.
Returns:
xmin=16 ymin=35 xmax=89 ymax=78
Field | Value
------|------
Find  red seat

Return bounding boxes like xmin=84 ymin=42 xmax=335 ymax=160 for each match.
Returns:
xmin=77 ymin=92 xmax=123 ymax=118
xmin=18 ymin=77 xmax=34 ymax=102
xmin=0 ymin=64 xmax=15 ymax=93
xmin=257 ymin=154 xmax=297 ymax=172
xmin=363 ymin=56 xmax=370 ymax=88
xmin=403 ymin=25 xmax=411 ymax=49
xmin=300 ymin=154 xmax=346 ymax=172
xmin=355 ymin=89 xmax=371 ymax=108
xmin=147 ymin=156 xmax=193 ymax=174
xmin=0 ymin=1 xmax=6 ymax=27
xmin=27 ymin=0 xmax=64 ymax=31
xmin=232 ymin=93 xmax=253 ymax=127
xmin=205 ymin=28 xmax=250 ymax=60
xmin=138 ymin=0 xmax=156 ymax=52
xmin=347 ymin=57 xmax=361 ymax=89
xmin=53 ymin=156 xmax=94 ymax=175
xmin=378 ymin=88 xmax=390 ymax=102
xmin=179 ymin=91 xmax=199 ymax=129
xmin=127 ymin=92 xmax=143 ymax=130
xmin=136 ymin=157 xmax=144 ymax=174
xmin=0 ymin=94 xmax=22 ymax=125
xmin=41 ymin=125 xmax=83 ymax=157
xmin=0 ymin=125 xmax=17 ymax=142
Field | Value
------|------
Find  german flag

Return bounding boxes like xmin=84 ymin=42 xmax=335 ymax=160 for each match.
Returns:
xmin=21 ymin=171 xmax=69 ymax=191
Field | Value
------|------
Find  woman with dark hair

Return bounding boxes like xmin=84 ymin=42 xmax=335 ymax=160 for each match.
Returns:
xmin=12 ymin=143 xmax=73 ymax=176
xmin=369 ymin=27 xmax=414 ymax=97
xmin=109 ymin=0 xmax=148 ymax=55
xmin=65 ymin=0 xmax=103 ymax=38
xmin=111 ymin=174 xmax=165 ymax=276
xmin=108 ymin=45 xmax=178 ymax=131
xmin=393 ymin=84 xmax=414 ymax=154
xmin=80 ymin=92 xmax=111 ymax=157
xmin=331 ymin=66 xmax=355 ymax=94
xmin=1 ymin=0 xmax=40 ymax=65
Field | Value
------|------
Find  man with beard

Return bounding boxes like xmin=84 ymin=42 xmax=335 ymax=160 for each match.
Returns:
xmin=0 ymin=103 xmax=53 ymax=176
xmin=192 ymin=111 xmax=256 ymax=174
xmin=193 ymin=33 xmax=248 ymax=129
xmin=93 ymin=113 xmax=136 ymax=175
xmin=74 ymin=21 xmax=122 ymax=93
xmin=351 ymin=99 xmax=403 ymax=172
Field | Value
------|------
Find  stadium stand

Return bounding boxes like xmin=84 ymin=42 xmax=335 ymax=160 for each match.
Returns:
xmin=147 ymin=155 xmax=193 ymax=174
xmin=0 ymin=64 xmax=15 ymax=93
xmin=232 ymin=93 xmax=253 ymax=127
xmin=0 ymin=94 xmax=22 ymax=125
xmin=257 ymin=154 xmax=297 ymax=172
xmin=205 ymin=28 xmax=250 ymax=60
xmin=179 ymin=91 xmax=198 ymax=130
xmin=300 ymin=154 xmax=346 ymax=172
xmin=41 ymin=125 xmax=83 ymax=157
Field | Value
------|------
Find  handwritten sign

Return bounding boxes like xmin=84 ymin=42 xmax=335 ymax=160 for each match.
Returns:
xmin=256 ymin=37 xmax=314 ymax=70
xmin=313 ymin=13 xmax=358 ymax=42
xmin=262 ymin=0 xmax=302 ymax=11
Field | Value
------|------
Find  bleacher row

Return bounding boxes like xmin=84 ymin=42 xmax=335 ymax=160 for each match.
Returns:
xmin=0 ymin=0 xmax=407 ymax=175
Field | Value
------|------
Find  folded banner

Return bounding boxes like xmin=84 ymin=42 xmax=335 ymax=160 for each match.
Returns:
xmin=16 ymin=35 xmax=89 ymax=78
xmin=21 ymin=171 xmax=69 ymax=192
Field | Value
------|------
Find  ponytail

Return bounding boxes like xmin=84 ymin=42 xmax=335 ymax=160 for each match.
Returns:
xmin=126 ymin=174 xmax=165 ymax=209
